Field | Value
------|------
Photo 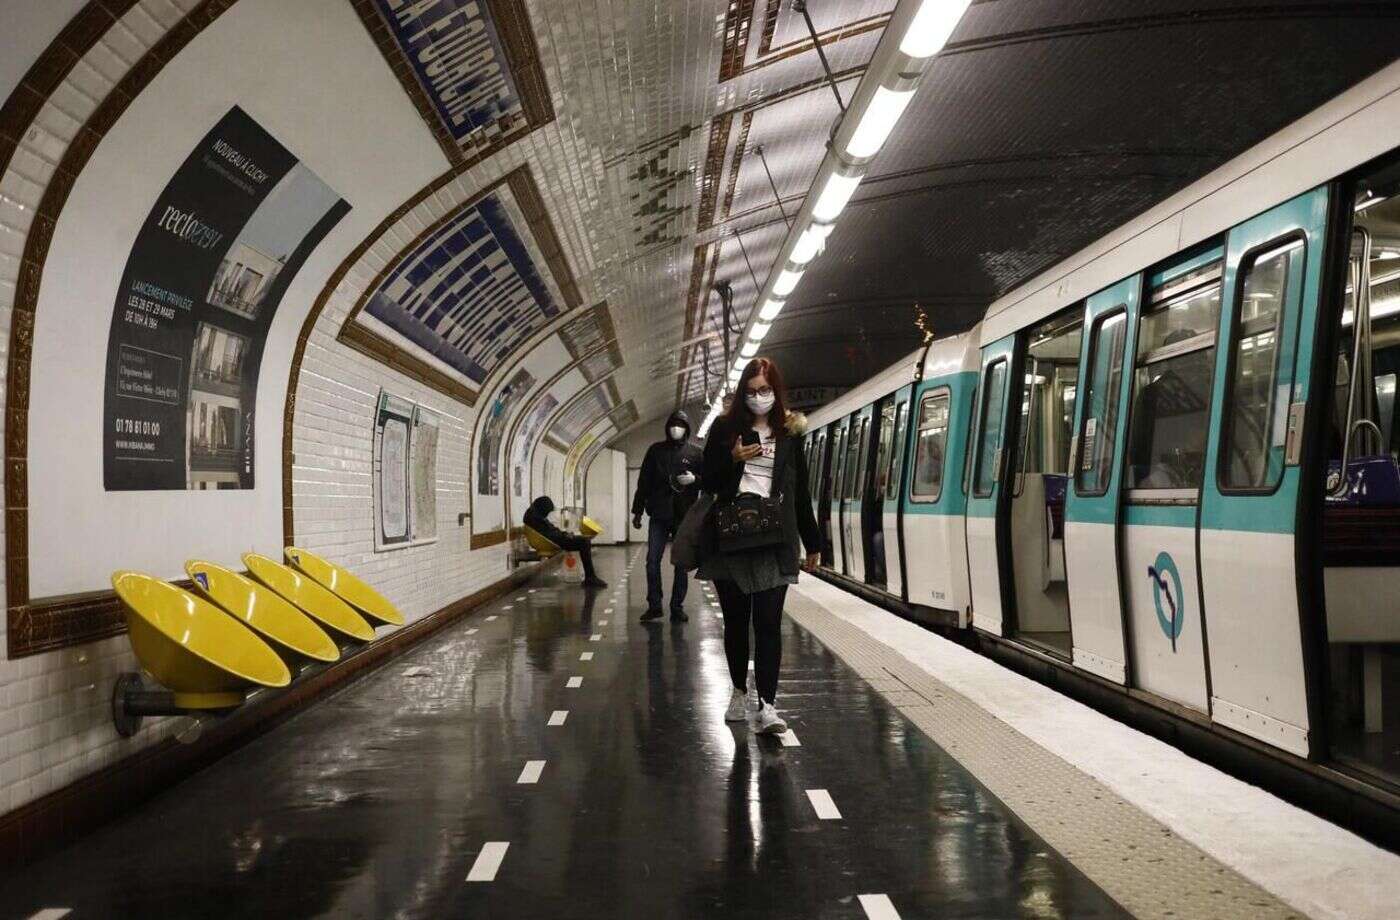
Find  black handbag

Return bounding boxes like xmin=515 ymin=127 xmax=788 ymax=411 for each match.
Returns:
xmin=712 ymin=491 xmax=785 ymax=554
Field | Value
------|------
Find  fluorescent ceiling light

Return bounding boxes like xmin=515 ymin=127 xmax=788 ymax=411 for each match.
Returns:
xmin=748 ymin=321 xmax=771 ymax=342
xmin=900 ymin=0 xmax=972 ymax=59
xmin=812 ymin=172 xmax=861 ymax=222
xmin=773 ymin=268 xmax=804 ymax=297
xmin=845 ymin=86 xmax=916 ymax=159
xmin=758 ymin=298 xmax=785 ymax=322
xmin=790 ymin=222 xmax=835 ymax=265
xmin=740 ymin=341 xmax=760 ymax=359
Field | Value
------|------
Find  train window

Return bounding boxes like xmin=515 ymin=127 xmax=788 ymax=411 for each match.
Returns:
xmin=851 ymin=416 xmax=870 ymax=500
xmin=887 ymin=400 xmax=910 ymax=501
xmin=831 ymin=425 xmax=847 ymax=501
xmin=1075 ymin=311 xmax=1128 ymax=495
xmin=874 ymin=402 xmax=896 ymax=497
xmin=974 ymin=361 xmax=1010 ymax=497
xmin=843 ymin=419 xmax=862 ymax=500
xmin=1015 ymin=312 xmax=1083 ymax=494
xmin=1220 ymin=238 xmax=1305 ymax=492
xmin=1125 ymin=260 xmax=1223 ymax=494
xmin=910 ymin=390 xmax=950 ymax=502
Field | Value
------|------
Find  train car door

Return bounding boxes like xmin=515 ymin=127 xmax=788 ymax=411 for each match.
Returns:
xmin=1119 ymin=245 xmax=1226 ymax=714
xmin=1198 ymin=188 xmax=1329 ymax=756
xmin=843 ymin=406 xmax=874 ymax=583
xmin=1006 ymin=310 xmax=1083 ymax=659
xmin=966 ymin=335 xmax=1016 ymax=635
xmin=811 ymin=427 xmax=833 ymax=565
xmin=1064 ymin=279 xmax=1139 ymax=683
xmin=829 ymin=417 xmax=850 ymax=575
xmin=866 ymin=396 xmax=897 ymax=587
xmin=882 ymin=386 xmax=913 ymax=599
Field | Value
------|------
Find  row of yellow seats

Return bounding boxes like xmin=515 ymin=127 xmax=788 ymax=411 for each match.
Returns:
xmin=111 ymin=548 xmax=405 ymax=710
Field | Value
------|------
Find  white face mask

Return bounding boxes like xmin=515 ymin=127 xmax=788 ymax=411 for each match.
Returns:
xmin=668 ymin=425 xmax=685 ymax=441
xmin=745 ymin=392 xmax=776 ymax=416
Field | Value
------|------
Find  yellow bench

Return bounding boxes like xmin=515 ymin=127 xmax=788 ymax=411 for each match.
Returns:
xmin=523 ymin=525 xmax=561 ymax=558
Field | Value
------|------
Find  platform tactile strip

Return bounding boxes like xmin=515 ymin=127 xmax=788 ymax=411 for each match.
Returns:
xmin=785 ymin=589 xmax=1305 ymax=920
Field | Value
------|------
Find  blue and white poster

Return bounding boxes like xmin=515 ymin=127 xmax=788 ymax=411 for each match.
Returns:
xmin=372 ymin=0 xmax=528 ymax=158
xmin=363 ymin=188 xmax=562 ymax=385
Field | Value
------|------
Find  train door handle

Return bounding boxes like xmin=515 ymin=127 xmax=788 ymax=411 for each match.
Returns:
xmin=1284 ymin=401 xmax=1305 ymax=466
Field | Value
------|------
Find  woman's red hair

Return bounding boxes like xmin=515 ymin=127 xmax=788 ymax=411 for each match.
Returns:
xmin=720 ymin=356 xmax=791 ymax=435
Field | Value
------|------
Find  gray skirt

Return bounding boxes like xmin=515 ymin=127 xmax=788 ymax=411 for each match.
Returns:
xmin=697 ymin=544 xmax=797 ymax=595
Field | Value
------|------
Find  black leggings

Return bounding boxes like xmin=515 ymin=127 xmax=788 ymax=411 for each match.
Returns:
xmin=714 ymin=580 xmax=787 ymax=705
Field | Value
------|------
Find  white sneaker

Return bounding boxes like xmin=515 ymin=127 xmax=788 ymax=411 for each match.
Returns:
xmin=725 ymin=687 xmax=747 ymax=722
xmin=755 ymin=701 xmax=787 ymax=735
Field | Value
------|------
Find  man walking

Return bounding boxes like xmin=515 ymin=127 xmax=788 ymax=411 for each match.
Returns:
xmin=632 ymin=410 xmax=701 ymax=621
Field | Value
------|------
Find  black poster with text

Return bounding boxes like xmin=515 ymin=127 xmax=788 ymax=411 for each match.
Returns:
xmin=103 ymin=106 xmax=349 ymax=490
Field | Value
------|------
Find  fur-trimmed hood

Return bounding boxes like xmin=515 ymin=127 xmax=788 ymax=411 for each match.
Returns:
xmin=784 ymin=410 xmax=807 ymax=436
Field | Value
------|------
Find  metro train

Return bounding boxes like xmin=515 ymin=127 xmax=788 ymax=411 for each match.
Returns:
xmin=799 ymin=62 xmax=1400 ymax=813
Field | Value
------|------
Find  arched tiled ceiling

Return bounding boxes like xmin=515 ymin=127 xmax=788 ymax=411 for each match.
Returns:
xmin=4 ymin=0 xmax=1399 ymax=476
xmin=675 ymin=0 xmax=1400 ymax=410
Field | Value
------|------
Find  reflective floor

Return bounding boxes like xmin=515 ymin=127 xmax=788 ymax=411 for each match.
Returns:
xmin=1 ymin=548 xmax=1127 ymax=918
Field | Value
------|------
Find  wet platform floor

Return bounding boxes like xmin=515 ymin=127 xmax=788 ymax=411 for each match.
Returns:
xmin=1 ymin=548 xmax=1128 ymax=919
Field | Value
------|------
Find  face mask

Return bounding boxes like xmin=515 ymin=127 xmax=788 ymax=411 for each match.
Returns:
xmin=745 ymin=392 xmax=776 ymax=416
xmin=668 ymin=426 xmax=685 ymax=441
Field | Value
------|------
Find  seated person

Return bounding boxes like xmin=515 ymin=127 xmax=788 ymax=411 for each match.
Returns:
xmin=523 ymin=496 xmax=607 ymax=588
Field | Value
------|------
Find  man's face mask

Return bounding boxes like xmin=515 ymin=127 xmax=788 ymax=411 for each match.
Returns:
xmin=668 ymin=426 xmax=686 ymax=441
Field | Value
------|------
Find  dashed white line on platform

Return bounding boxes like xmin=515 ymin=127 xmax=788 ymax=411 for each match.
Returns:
xmin=589 ymin=633 xmax=602 ymax=641
xmin=466 ymin=628 xmax=478 ymax=635
xmin=604 ymin=607 xmax=614 ymax=613
xmin=857 ymin=894 xmax=901 ymax=920
xmin=515 ymin=595 xmax=525 ymax=601
xmin=466 ymin=842 xmax=510 ymax=881
xmin=27 ymin=911 xmax=72 ymax=920
xmin=779 ymin=730 xmax=800 ymax=747
xmin=599 ymin=619 xmax=608 ymax=626
xmin=566 ymin=676 xmax=583 ymax=688
xmin=502 ymin=605 xmax=513 ymax=610
xmin=806 ymin=789 xmax=842 ymax=820
xmin=486 ymin=615 xmax=498 ymax=621
xmin=548 ymin=710 xmax=569 ymax=726
xmin=580 ymin=652 xmax=594 ymax=661
xmin=517 ymin=760 xmax=546 ymax=784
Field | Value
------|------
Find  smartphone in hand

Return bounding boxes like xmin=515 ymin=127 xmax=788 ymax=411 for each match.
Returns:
xmin=740 ymin=430 xmax=760 ymax=447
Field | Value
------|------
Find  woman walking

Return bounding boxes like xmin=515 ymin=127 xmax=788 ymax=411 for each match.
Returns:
xmin=700 ymin=357 xmax=821 ymax=734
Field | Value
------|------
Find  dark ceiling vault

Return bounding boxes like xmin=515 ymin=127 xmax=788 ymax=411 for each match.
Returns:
xmin=683 ymin=0 xmax=1400 ymax=403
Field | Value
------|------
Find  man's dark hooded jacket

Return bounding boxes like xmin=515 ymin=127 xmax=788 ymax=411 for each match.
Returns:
xmin=632 ymin=410 xmax=701 ymax=524
xmin=524 ymin=496 xmax=581 ymax=549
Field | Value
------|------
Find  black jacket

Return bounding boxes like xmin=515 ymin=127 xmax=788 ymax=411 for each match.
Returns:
xmin=523 ymin=496 xmax=584 ymax=551
xmin=632 ymin=410 xmax=701 ymax=522
xmin=702 ymin=412 xmax=821 ymax=577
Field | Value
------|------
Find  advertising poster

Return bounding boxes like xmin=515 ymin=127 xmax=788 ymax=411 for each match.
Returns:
xmin=102 ymin=106 xmax=349 ymax=490
xmin=411 ymin=406 xmax=440 ymax=542
xmin=512 ymin=393 xmax=557 ymax=498
xmin=375 ymin=392 xmax=415 ymax=549
xmin=477 ymin=367 xmax=534 ymax=495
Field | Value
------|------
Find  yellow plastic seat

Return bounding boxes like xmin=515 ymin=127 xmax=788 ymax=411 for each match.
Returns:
xmin=185 ymin=560 xmax=340 ymax=664
xmin=284 ymin=547 xmax=405 ymax=626
xmin=242 ymin=553 xmax=376 ymax=643
xmin=579 ymin=516 xmax=603 ymax=538
xmin=111 ymin=571 xmax=291 ymax=709
xmin=523 ymin=525 xmax=560 ymax=557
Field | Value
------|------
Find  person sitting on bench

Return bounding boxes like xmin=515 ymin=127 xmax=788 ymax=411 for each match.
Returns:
xmin=524 ymin=496 xmax=607 ymax=588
